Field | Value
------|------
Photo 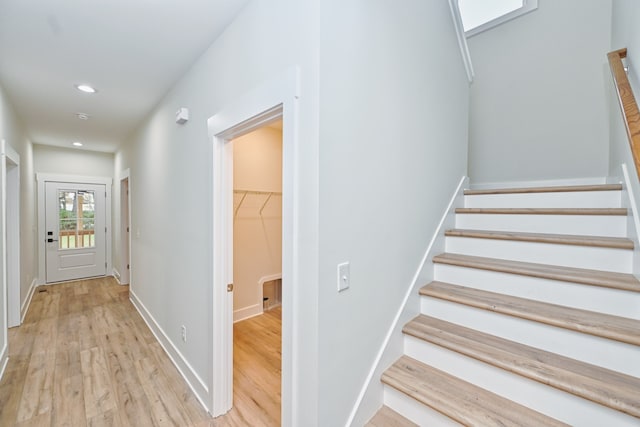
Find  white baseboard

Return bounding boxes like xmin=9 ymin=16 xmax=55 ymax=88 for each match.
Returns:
xmin=129 ymin=290 xmax=210 ymax=413
xmin=0 ymin=343 xmax=8 ymax=383
xmin=20 ymin=278 xmax=37 ymax=323
xmin=469 ymin=176 xmax=607 ymax=190
xmin=346 ymin=175 xmax=469 ymax=427
xmin=112 ymin=268 xmax=122 ymax=284
xmin=233 ymin=303 xmax=263 ymax=323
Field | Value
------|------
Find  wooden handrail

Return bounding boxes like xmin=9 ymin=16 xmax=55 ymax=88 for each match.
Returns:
xmin=608 ymin=48 xmax=640 ymax=176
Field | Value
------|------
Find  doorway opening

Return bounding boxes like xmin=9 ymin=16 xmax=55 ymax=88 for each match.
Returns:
xmin=2 ymin=141 xmax=20 ymax=328
xmin=209 ymin=67 xmax=300 ymax=425
xmin=119 ymin=173 xmax=131 ymax=285
xmin=231 ymin=121 xmax=283 ymax=425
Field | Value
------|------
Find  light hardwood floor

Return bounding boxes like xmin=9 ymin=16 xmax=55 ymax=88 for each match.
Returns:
xmin=0 ymin=277 xmax=282 ymax=426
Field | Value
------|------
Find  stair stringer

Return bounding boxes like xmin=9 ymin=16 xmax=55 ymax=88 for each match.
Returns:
xmin=619 ymin=163 xmax=640 ymax=281
xmin=346 ymin=176 xmax=468 ymax=427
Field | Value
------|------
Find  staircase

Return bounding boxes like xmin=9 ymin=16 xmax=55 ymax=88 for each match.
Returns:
xmin=365 ymin=183 xmax=640 ymax=426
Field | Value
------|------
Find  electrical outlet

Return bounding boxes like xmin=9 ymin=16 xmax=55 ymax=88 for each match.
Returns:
xmin=181 ymin=325 xmax=187 ymax=342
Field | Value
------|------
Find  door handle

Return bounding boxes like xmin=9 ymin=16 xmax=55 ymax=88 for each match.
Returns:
xmin=47 ymin=238 xmax=59 ymax=243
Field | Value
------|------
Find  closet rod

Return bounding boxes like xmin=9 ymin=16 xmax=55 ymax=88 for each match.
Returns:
xmin=233 ymin=189 xmax=282 ymax=219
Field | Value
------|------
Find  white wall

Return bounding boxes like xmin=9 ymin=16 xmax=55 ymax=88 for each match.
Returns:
xmin=609 ymin=0 xmax=640 ymax=176
xmin=608 ymin=0 xmax=640 ymax=276
xmin=318 ymin=0 xmax=469 ymax=424
xmin=467 ymin=0 xmax=613 ymax=185
xmin=0 ymin=82 xmax=37 ymax=371
xmin=611 ymin=0 xmax=640 ymax=96
xmin=114 ymin=0 xmax=320 ymax=423
xmin=33 ymin=144 xmax=114 ymax=178
xmin=233 ymin=126 xmax=282 ymax=320
xmin=114 ymin=0 xmax=468 ymax=424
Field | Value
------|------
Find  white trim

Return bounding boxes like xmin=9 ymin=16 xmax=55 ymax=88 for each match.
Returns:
xmin=2 ymin=140 xmax=21 ymax=334
xmin=119 ymin=169 xmax=131 ymax=286
xmin=36 ymin=173 xmax=113 ymax=284
xmin=129 ymin=290 xmax=209 ymax=410
xmin=112 ymin=268 xmax=122 ymax=284
xmin=0 ymin=342 xmax=8 ymax=382
xmin=259 ymin=273 xmax=282 ymax=314
xmin=0 ymin=140 xmax=6 ymax=353
xmin=620 ymin=164 xmax=640 ymax=279
xmin=448 ymin=0 xmax=474 ymax=83
xmin=347 ymin=176 xmax=469 ymax=426
xmin=5 ymin=147 xmax=19 ymax=328
xmin=233 ymin=303 xmax=263 ymax=323
xmin=208 ymin=66 xmax=300 ymax=424
xmin=20 ymin=278 xmax=37 ymax=323
xmin=463 ymin=0 xmax=538 ymax=38
xmin=468 ymin=176 xmax=607 ymax=190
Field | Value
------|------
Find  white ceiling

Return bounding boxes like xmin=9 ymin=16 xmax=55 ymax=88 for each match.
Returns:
xmin=0 ymin=0 xmax=250 ymax=153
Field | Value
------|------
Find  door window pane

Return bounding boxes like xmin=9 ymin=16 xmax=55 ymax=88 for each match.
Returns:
xmin=58 ymin=190 xmax=96 ymax=249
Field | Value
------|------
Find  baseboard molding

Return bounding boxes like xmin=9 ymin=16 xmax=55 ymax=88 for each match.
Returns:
xmin=20 ymin=278 xmax=37 ymax=323
xmin=112 ymin=268 xmax=122 ymax=284
xmin=469 ymin=176 xmax=607 ymax=190
xmin=129 ymin=290 xmax=210 ymax=413
xmin=233 ymin=303 xmax=263 ymax=323
xmin=346 ymin=175 xmax=469 ymax=427
xmin=0 ymin=343 xmax=8 ymax=383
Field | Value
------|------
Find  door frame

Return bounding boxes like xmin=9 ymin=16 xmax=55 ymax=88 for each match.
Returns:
xmin=119 ymin=169 xmax=131 ymax=285
xmin=36 ymin=173 xmax=112 ymax=285
xmin=2 ymin=140 xmax=20 ymax=328
xmin=208 ymin=67 xmax=299 ymax=424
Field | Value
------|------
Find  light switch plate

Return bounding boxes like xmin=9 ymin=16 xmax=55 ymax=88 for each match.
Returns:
xmin=337 ymin=262 xmax=350 ymax=292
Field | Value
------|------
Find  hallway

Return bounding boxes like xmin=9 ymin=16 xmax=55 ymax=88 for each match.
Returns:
xmin=0 ymin=278 xmax=281 ymax=426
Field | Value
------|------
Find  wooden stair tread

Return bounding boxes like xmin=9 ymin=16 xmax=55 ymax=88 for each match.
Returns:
xmin=455 ymin=207 xmax=627 ymax=215
xmin=464 ymin=184 xmax=623 ymax=196
xmin=404 ymin=315 xmax=640 ymax=418
xmin=432 ymin=253 xmax=640 ymax=292
xmin=365 ymin=406 xmax=418 ymax=427
xmin=382 ymin=355 xmax=569 ymax=427
xmin=421 ymin=281 xmax=640 ymax=346
xmin=445 ymin=229 xmax=634 ymax=249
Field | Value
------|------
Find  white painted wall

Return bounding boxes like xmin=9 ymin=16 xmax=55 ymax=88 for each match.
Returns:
xmin=33 ymin=144 xmax=114 ymax=178
xmin=114 ymin=0 xmax=320 ymax=423
xmin=0 ymin=82 xmax=37 ymax=367
xmin=608 ymin=0 xmax=640 ymax=275
xmin=318 ymin=1 xmax=469 ymax=424
xmin=114 ymin=0 xmax=468 ymax=424
xmin=467 ymin=0 xmax=612 ymax=185
xmin=609 ymin=0 xmax=640 ymax=176
xmin=611 ymin=0 xmax=640 ymax=96
xmin=232 ymin=126 xmax=282 ymax=320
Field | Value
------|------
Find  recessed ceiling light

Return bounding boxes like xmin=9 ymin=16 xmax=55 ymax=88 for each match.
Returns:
xmin=72 ymin=141 xmax=83 ymax=147
xmin=75 ymin=84 xmax=97 ymax=94
xmin=76 ymin=112 xmax=90 ymax=120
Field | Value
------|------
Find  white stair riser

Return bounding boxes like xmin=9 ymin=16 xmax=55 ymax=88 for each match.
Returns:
xmin=445 ymin=236 xmax=632 ymax=273
xmin=464 ymin=191 xmax=621 ymax=208
xmin=419 ymin=298 xmax=640 ymax=377
xmin=433 ymin=264 xmax=640 ymax=319
xmin=455 ymin=214 xmax=627 ymax=237
xmin=383 ymin=386 xmax=461 ymax=426
xmin=404 ymin=336 xmax=640 ymax=427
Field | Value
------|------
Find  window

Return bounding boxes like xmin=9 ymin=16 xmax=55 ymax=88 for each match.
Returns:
xmin=58 ymin=190 xmax=96 ymax=249
xmin=458 ymin=0 xmax=538 ymax=37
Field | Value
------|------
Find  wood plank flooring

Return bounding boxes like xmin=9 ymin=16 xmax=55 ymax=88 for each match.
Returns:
xmin=0 ymin=277 xmax=282 ymax=427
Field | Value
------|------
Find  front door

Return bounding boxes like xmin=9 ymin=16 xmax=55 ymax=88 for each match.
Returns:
xmin=45 ymin=182 xmax=106 ymax=283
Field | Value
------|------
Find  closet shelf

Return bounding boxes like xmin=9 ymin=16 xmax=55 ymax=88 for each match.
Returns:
xmin=233 ymin=189 xmax=282 ymax=218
